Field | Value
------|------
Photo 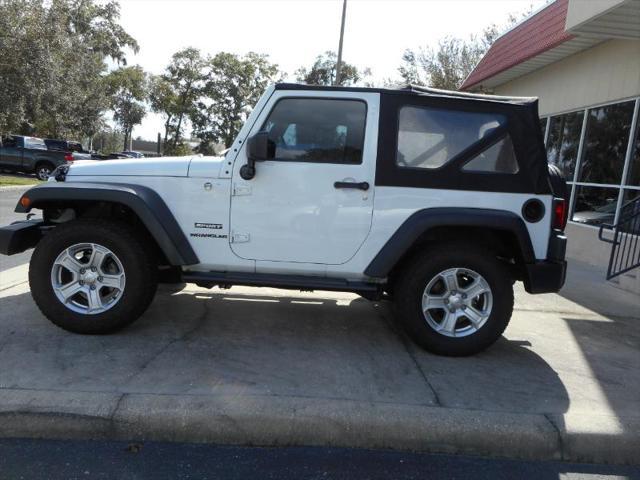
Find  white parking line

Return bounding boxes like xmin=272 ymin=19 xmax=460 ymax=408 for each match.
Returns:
xmin=0 ymin=263 xmax=29 ymax=291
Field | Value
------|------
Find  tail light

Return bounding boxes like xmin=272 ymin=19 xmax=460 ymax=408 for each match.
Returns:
xmin=552 ymin=198 xmax=567 ymax=231
xmin=64 ymin=152 xmax=74 ymax=162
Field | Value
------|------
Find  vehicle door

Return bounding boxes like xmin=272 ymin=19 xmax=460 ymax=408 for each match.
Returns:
xmin=0 ymin=136 xmax=23 ymax=170
xmin=229 ymin=91 xmax=379 ymax=265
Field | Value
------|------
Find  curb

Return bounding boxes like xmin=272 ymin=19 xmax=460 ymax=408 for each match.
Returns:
xmin=0 ymin=389 xmax=637 ymax=465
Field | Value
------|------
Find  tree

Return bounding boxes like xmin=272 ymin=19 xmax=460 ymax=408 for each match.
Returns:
xmin=191 ymin=52 xmax=280 ymax=152
xmin=149 ymin=48 xmax=206 ymax=154
xmin=105 ymin=66 xmax=148 ymax=150
xmin=295 ymin=51 xmax=368 ymax=86
xmin=398 ymin=10 xmax=532 ymax=90
xmin=0 ymin=0 xmax=137 ymax=139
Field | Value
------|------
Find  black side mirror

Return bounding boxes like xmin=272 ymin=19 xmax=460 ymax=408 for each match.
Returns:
xmin=240 ymin=131 xmax=273 ymax=180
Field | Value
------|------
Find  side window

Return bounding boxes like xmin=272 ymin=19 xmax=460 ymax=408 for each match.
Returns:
xmin=262 ymin=98 xmax=366 ymax=164
xmin=24 ymin=137 xmax=47 ymax=150
xmin=462 ymin=136 xmax=519 ymax=174
xmin=2 ymin=136 xmax=18 ymax=148
xmin=396 ymin=106 xmax=506 ymax=169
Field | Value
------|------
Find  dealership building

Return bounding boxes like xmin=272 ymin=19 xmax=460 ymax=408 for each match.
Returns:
xmin=462 ymin=0 xmax=640 ymax=294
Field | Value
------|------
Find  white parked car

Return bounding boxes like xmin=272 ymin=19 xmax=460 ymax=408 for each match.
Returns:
xmin=0 ymin=84 xmax=568 ymax=356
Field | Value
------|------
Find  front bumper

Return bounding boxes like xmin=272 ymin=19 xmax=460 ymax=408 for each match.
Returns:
xmin=0 ymin=220 xmax=44 ymax=256
xmin=523 ymin=230 xmax=567 ymax=294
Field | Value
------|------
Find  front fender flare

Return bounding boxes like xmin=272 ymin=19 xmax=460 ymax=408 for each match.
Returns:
xmin=16 ymin=182 xmax=198 ymax=266
xmin=364 ymin=207 xmax=535 ymax=278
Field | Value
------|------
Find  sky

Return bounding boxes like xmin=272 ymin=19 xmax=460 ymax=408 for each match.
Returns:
xmin=116 ymin=0 xmax=548 ymax=140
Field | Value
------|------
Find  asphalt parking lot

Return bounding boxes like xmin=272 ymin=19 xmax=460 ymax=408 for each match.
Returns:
xmin=0 ymin=184 xmax=639 ymax=465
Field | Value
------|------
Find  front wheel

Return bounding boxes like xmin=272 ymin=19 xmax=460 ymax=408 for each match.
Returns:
xmin=393 ymin=243 xmax=514 ymax=356
xmin=29 ymin=219 xmax=158 ymax=334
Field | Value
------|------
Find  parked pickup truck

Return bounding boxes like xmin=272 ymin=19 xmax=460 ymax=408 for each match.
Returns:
xmin=0 ymin=84 xmax=568 ymax=356
xmin=0 ymin=135 xmax=73 ymax=180
xmin=44 ymin=138 xmax=93 ymax=161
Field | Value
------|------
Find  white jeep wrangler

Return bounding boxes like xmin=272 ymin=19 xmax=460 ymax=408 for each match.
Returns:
xmin=0 ymin=84 xmax=568 ymax=356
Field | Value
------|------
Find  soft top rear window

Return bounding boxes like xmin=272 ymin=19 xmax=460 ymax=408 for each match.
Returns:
xmin=396 ymin=106 xmax=506 ymax=170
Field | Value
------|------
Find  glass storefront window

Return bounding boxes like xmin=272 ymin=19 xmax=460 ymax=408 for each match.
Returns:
xmin=626 ymin=117 xmax=640 ymax=186
xmin=571 ymin=185 xmax=619 ymax=226
xmin=620 ymin=190 xmax=640 ymax=234
xmin=546 ymin=111 xmax=584 ymax=179
xmin=577 ymin=101 xmax=635 ymax=185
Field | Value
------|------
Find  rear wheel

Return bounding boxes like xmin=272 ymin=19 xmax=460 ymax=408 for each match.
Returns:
xmin=29 ymin=219 xmax=158 ymax=334
xmin=393 ymin=243 xmax=514 ymax=356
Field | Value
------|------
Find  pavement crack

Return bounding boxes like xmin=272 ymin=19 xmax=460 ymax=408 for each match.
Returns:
xmin=120 ymin=299 xmax=210 ymax=387
xmin=110 ymin=393 xmax=127 ymax=421
xmin=543 ymin=413 xmax=565 ymax=461
xmin=374 ymin=302 xmax=443 ymax=407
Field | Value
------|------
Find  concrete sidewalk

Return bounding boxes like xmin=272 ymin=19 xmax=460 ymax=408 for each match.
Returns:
xmin=0 ymin=261 xmax=638 ymax=464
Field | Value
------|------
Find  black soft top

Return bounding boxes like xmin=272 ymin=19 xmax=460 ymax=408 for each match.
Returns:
xmin=274 ymin=83 xmax=538 ymax=106
xmin=275 ymin=83 xmax=549 ymax=195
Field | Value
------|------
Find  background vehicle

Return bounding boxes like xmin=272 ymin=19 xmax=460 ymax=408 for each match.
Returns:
xmin=90 ymin=153 xmax=132 ymax=160
xmin=45 ymin=138 xmax=93 ymax=161
xmin=120 ymin=151 xmax=144 ymax=158
xmin=0 ymin=135 xmax=73 ymax=180
xmin=0 ymin=84 xmax=567 ymax=356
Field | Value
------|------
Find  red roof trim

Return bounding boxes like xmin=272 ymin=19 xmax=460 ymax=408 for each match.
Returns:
xmin=461 ymin=0 xmax=574 ymax=90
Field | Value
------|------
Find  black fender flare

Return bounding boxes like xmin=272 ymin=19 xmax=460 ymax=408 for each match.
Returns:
xmin=364 ymin=207 xmax=535 ymax=278
xmin=15 ymin=182 xmax=199 ymax=266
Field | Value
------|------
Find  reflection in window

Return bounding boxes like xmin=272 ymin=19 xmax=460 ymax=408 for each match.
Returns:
xmin=578 ymin=101 xmax=635 ymax=185
xmin=24 ymin=137 xmax=47 ymax=150
xmin=262 ymin=98 xmax=366 ymax=164
xmin=626 ymin=116 xmax=640 ymax=186
xmin=571 ymin=186 xmax=619 ymax=226
xmin=396 ymin=106 xmax=506 ymax=169
xmin=540 ymin=117 xmax=547 ymax=138
xmin=546 ymin=111 xmax=584 ymax=179
xmin=462 ymin=136 xmax=519 ymax=174
xmin=620 ymin=189 xmax=640 ymax=234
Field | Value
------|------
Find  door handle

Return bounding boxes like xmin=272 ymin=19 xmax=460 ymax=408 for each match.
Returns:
xmin=334 ymin=181 xmax=370 ymax=191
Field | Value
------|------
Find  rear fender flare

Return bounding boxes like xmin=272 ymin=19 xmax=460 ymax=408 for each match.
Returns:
xmin=364 ymin=207 xmax=535 ymax=278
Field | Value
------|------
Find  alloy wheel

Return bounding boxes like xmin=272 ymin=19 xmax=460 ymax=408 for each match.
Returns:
xmin=421 ymin=267 xmax=493 ymax=337
xmin=50 ymin=243 xmax=126 ymax=315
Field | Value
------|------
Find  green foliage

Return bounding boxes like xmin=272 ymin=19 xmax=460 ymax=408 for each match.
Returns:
xmin=191 ymin=52 xmax=280 ymax=151
xmin=91 ymin=128 xmax=125 ymax=154
xmin=398 ymin=30 xmax=496 ymax=90
xmin=163 ymin=142 xmax=194 ymax=157
xmin=150 ymin=48 xmax=207 ymax=153
xmin=105 ymin=66 xmax=148 ymax=150
xmin=0 ymin=0 xmax=138 ymax=139
xmin=295 ymin=51 xmax=368 ymax=87
xmin=398 ymin=10 xmax=532 ymax=90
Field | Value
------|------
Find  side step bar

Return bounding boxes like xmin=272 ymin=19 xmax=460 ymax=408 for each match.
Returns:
xmin=181 ymin=271 xmax=384 ymax=300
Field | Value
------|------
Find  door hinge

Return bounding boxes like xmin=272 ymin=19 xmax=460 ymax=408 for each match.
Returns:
xmin=231 ymin=232 xmax=250 ymax=243
xmin=232 ymin=184 xmax=252 ymax=196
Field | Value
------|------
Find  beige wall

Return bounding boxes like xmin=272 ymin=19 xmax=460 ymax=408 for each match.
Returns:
xmin=493 ymin=39 xmax=640 ymax=116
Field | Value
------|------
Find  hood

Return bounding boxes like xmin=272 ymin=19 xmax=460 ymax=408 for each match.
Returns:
xmin=67 ymin=156 xmax=194 ymax=177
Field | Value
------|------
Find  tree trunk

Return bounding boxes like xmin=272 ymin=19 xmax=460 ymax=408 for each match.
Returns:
xmin=173 ymin=83 xmax=193 ymax=148
xmin=163 ymin=114 xmax=173 ymax=153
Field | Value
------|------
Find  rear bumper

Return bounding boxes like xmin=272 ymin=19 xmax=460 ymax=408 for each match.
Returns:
xmin=523 ymin=230 xmax=567 ymax=294
xmin=0 ymin=220 xmax=44 ymax=256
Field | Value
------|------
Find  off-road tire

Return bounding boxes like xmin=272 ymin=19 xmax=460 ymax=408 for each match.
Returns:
xmin=393 ymin=242 xmax=514 ymax=356
xmin=29 ymin=218 xmax=158 ymax=334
